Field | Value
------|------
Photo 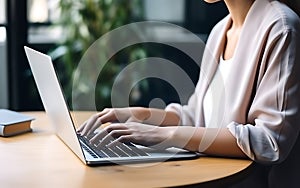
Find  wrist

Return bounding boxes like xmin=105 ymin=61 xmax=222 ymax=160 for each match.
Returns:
xmin=155 ymin=126 xmax=177 ymax=148
xmin=162 ymin=126 xmax=177 ymax=148
xmin=132 ymin=107 xmax=150 ymax=121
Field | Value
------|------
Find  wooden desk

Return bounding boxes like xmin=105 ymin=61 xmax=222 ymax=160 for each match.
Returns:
xmin=0 ymin=112 xmax=253 ymax=188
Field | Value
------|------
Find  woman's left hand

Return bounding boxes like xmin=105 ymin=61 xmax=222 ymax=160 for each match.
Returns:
xmin=89 ymin=122 xmax=175 ymax=149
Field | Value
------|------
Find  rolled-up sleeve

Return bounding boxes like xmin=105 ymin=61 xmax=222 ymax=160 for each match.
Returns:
xmin=165 ymin=92 xmax=198 ymax=126
xmin=228 ymin=29 xmax=300 ymax=164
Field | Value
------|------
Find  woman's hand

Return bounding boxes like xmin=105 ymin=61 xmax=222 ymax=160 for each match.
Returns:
xmin=77 ymin=107 xmax=180 ymax=137
xmin=77 ymin=107 xmax=149 ymax=136
xmin=90 ymin=122 xmax=175 ymax=149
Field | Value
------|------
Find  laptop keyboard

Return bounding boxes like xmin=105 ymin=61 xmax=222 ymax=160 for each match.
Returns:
xmin=78 ymin=134 xmax=149 ymax=158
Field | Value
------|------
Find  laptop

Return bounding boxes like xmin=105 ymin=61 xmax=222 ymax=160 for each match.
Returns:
xmin=24 ymin=46 xmax=199 ymax=165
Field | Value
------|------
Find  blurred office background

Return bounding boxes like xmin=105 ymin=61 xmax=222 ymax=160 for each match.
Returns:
xmin=0 ymin=0 xmax=228 ymax=111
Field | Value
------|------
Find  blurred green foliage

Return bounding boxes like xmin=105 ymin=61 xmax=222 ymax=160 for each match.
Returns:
xmin=49 ymin=0 xmax=148 ymax=110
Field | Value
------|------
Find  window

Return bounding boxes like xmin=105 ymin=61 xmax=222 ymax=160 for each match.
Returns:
xmin=0 ymin=0 xmax=8 ymax=108
xmin=144 ymin=0 xmax=185 ymax=23
xmin=0 ymin=27 xmax=7 ymax=108
xmin=0 ymin=27 xmax=6 ymax=44
xmin=0 ymin=0 xmax=5 ymax=24
xmin=28 ymin=0 xmax=49 ymax=23
xmin=28 ymin=0 xmax=60 ymax=23
xmin=27 ymin=0 xmax=62 ymax=44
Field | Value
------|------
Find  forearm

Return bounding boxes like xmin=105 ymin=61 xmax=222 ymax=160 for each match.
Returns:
xmin=169 ymin=126 xmax=247 ymax=158
xmin=138 ymin=107 xmax=180 ymax=126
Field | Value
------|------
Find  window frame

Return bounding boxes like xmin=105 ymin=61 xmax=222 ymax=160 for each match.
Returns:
xmin=0 ymin=0 xmax=6 ymax=25
xmin=0 ymin=0 xmax=8 ymax=109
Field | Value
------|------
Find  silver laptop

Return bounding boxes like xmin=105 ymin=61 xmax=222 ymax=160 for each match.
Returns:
xmin=24 ymin=46 xmax=199 ymax=165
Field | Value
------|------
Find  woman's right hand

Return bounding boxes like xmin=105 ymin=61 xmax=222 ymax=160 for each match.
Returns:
xmin=77 ymin=107 xmax=149 ymax=137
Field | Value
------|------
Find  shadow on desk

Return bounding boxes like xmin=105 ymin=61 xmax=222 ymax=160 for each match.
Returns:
xmin=175 ymin=159 xmax=259 ymax=188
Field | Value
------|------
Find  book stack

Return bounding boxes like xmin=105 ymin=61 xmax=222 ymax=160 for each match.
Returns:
xmin=0 ymin=109 xmax=34 ymax=137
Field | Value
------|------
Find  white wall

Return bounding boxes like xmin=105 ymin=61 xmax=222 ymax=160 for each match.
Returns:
xmin=144 ymin=0 xmax=185 ymax=23
xmin=0 ymin=0 xmax=5 ymax=24
xmin=0 ymin=28 xmax=8 ymax=109
xmin=0 ymin=0 xmax=8 ymax=109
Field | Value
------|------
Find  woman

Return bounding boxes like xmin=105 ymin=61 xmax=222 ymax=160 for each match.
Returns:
xmin=78 ymin=0 xmax=300 ymax=187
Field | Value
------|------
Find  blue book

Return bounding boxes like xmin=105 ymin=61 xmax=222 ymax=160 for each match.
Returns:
xmin=0 ymin=109 xmax=35 ymax=137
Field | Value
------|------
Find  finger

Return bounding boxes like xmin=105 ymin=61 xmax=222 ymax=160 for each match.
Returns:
xmin=107 ymin=135 xmax=133 ymax=147
xmin=94 ymin=134 xmax=115 ymax=147
xmin=126 ymin=116 xmax=143 ymax=123
xmin=85 ymin=117 xmax=104 ymax=137
xmin=97 ymin=108 xmax=110 ymax=116
xmin=96 ymin=111 xmax=116 ymax=124
xmin=81 ymin=113 xmax=102 ymax=136
xmin=76 ymin=120 xmax=87 ymax=133
xmin=89 ymin=124 xmax=128 ymax=145
xmin=101 ymin=122 xmax=112 ymax=128
xmin=81 ymin=109 xmax=116 ymax=136
xmin=95 ymin=130 xmax=131 ymax=148
xmin=85 ymin=110 xmax=118 ymax=135
xmin=77 ymin=113 xmax=99 ymax=133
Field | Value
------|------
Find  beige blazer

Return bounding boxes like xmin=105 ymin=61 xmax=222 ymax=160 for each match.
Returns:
xmin=166 ymin=0 xmax=300 ymax=170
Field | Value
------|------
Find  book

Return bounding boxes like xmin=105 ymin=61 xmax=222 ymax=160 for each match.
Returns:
xmin=0 ymin=109 xmax=35 ymax=137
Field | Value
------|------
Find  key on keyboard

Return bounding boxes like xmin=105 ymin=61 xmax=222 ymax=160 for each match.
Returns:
xmin=78 ymin=134 xmax=149 ymax=158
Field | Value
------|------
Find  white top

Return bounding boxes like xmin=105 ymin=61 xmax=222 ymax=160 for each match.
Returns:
xmin=203 ymin=56 xmax=233 ymax=127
